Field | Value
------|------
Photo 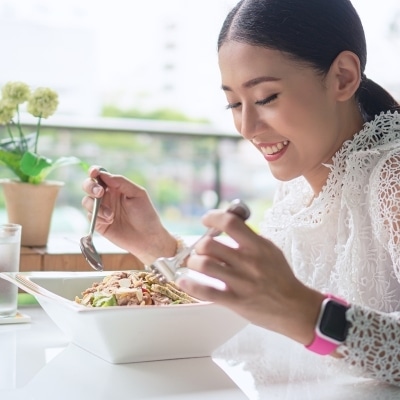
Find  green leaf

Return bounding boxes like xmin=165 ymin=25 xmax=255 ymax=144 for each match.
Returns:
xmin=0 ymin=146 xmax=89 ymax=184
xmin=32 ymin=156 xmax=89 ymax=182
xmin=0 ymin=149 xmax=30 ymax=181
xmin=18 ymin=153 xmax=89 ymax=184
xmin=20 ymin=151 xmax=52 ymax=176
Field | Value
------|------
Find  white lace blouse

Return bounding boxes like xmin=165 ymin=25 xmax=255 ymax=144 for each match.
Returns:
xmin=260 ymin=111 xmax=400 ymax=386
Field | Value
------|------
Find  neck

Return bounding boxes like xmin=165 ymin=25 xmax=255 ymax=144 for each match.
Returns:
xmin=308 ymin=105 xmax=365 ymax=196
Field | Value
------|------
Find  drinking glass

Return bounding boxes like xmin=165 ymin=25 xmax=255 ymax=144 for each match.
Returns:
xmin=0 ymin=224 xmax=22 ymax=318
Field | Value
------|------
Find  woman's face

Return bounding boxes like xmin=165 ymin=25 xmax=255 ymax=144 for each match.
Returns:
xmin=218 ymin=41 xmax=359 ymax=190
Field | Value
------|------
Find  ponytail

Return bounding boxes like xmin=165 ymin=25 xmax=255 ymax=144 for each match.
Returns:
xmin=357 ymin=75 xmax=400 ymax=121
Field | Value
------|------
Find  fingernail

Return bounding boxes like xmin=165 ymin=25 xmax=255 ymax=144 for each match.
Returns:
xmin=103 ymin=207 xmax=113 ymax=219
xmin=175 ymin=277 xmax=187 ymax=290
xmin=93 ymin=185 xmax=102 ymax=196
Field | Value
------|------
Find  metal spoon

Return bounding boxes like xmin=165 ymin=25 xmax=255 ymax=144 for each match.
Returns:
xmin=80 ymin=169 xmax=107 ymax=271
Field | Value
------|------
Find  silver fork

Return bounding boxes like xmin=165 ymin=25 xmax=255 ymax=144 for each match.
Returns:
xmin=147 ymin=199 xmax=251 ymax=282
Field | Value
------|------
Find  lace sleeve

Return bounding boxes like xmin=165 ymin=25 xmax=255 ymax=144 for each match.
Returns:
xmin=369 ymin=149 xmax=400 ymax=277
xmin=337 ymin=151 xmax=400 ymax=386
xmin=338 ymin=304 xmax=400 ymax=386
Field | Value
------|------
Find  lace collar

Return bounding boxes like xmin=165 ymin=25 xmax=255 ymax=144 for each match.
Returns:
xmin=320 ymin=110 xmax=400 ymax=202
xmin=265 ymin=111 xmax=400 ymax=227
xmin=331 ymin=110 xmax=400 ymax=168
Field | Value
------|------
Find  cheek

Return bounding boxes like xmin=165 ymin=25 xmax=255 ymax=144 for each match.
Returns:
xmin=278 ymin=98 xmax=327 ymax=140
xmin=231 ymin=111 xmax=242 ymax=135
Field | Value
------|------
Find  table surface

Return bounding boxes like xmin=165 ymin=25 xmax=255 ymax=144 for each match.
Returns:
xmin=1 ymin=304 xmax=399 ymax=400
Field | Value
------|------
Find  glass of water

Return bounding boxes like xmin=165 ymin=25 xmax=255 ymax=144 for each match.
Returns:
xmin=0 ymin=224 xmax=21 ymax=318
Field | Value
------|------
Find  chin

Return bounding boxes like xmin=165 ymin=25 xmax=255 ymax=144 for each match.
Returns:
xmin=269 ymin=168 xmax=300 ymax=182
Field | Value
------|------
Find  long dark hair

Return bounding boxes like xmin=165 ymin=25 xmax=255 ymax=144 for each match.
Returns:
xmin=218 ymin=0 xmax=400 ymax=120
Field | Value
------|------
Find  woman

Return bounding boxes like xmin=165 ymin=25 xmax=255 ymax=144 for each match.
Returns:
xmin=82 ymin=0 xmax=400 ymax=386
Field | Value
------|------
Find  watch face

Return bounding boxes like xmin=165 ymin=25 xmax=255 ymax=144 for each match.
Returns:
xmin=319 ymin=300 xmax=349 ymax=342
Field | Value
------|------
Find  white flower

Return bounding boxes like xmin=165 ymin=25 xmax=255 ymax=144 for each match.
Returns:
xmin=27 ymin=87 xmax=59 ymax=118
xmin=2 ymin=81 xmax=30 ymax=106
xmin=0 ymin=99 xmax=16 ymax=125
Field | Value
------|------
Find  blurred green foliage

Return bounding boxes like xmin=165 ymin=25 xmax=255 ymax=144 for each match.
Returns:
xmin=0 ymin=106 xmax=276 ymax=235
xmin=102 ymin=105 xmax=209 ymax=123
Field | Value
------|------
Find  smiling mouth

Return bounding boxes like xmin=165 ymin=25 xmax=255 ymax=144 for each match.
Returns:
xmin=260 ymin=140 xmax=289 ymax=156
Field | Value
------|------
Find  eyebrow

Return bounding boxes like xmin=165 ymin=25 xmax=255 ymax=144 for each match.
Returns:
xmin=221 ymin=76 xmax=281 ymax=91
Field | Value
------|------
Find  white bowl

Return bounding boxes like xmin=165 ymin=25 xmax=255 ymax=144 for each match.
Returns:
xmin=1 ymin=271 xmax=248 ymax=364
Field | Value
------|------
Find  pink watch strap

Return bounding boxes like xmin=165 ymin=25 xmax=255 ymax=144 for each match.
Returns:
xmin=306 ymin=329 xmax=339 ymax=355
xmin=306 ymin=294 xmax=348 ymax=355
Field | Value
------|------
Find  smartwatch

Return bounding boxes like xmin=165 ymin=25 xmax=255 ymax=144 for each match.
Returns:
xmin=306 ymin=294 xmax=350 ymax=355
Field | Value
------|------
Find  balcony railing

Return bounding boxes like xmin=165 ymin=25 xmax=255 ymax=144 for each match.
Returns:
xmin=0 ymin=116 xmax=277 ymax=235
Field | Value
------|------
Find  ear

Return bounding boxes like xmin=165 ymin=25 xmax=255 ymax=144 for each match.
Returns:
xmin=328 ymin=51 xmax=361 ymax=102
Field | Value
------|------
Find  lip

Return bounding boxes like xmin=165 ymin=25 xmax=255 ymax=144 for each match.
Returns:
xmin=257 ymin=141 xmax=289 ymax=162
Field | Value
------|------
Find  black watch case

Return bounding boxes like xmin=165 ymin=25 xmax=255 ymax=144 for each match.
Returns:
xmin=318 ymin=299 xmax=350 ymax=343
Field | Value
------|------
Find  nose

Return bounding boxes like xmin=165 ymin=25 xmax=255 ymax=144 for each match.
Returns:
xmin=235 ymin=105 xmax=264 ymax=141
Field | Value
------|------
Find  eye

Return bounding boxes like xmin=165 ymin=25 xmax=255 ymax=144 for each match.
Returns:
xmin=255 ymin=94 xmax=279 ymax=106
xmin=225 ymin=101 xmax=241 ymax=110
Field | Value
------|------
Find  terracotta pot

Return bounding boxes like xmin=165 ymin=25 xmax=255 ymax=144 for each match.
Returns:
xmin=0 ymin=179 xmax=64 ymax=247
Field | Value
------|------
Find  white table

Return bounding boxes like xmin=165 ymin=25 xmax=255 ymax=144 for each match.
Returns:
xmin=1 ymin=305 xmax=399 ymax=400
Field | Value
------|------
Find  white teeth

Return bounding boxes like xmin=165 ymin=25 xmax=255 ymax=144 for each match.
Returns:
xmin=261 ymin=141 xmax=288 ymax=155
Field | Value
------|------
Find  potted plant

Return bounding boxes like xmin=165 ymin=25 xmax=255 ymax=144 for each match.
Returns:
xmin=0 ymin=81 xmax=88 ymax=246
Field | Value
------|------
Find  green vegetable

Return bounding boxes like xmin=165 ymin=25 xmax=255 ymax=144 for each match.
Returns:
xmin=92 ymin=294 xmax=117 ymax=307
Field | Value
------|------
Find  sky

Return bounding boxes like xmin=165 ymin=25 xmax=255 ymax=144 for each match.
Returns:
xmin=0 ymin=0 xmax=399 ymax=131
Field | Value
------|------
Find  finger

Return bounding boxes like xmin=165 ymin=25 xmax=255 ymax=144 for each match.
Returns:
xmin=187 ymin=250 xmax=249 ymax=296
xmin=81 ymin=196 xmax=114 ymax=223
xmin=176 ymin=272 xmax=237 ymax=305
xmin=202 ymin=209 xmax=256 ymax=247
xmin=88 ymin=165 xmax=105 ymax=178
xmin=88 ymin=165 xmax=149 ymax=202
xmin=95 ymin=171 xmax=148 ymax=200
xmin=193 ymin=237 xmax=243 ymax=273
xmin=82 ymin=177 xmax=105 ymax=198
xmin=90 ymin=166 xmax=108 ymax=194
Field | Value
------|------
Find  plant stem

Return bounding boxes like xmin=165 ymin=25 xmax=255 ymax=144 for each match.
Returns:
xmin=6 ymin=123 xmax=15 ymax=143
xmin=16 ymin=106 xmax=27 ymax=152
xmin=34 ymin=116 xmax=42 ymax=153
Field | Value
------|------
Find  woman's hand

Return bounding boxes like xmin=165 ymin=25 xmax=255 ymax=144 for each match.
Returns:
xmin=178 ymin=208 xmax=325 ymax=346
xmin=81 ymin=166 xmax=177 ymax=265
